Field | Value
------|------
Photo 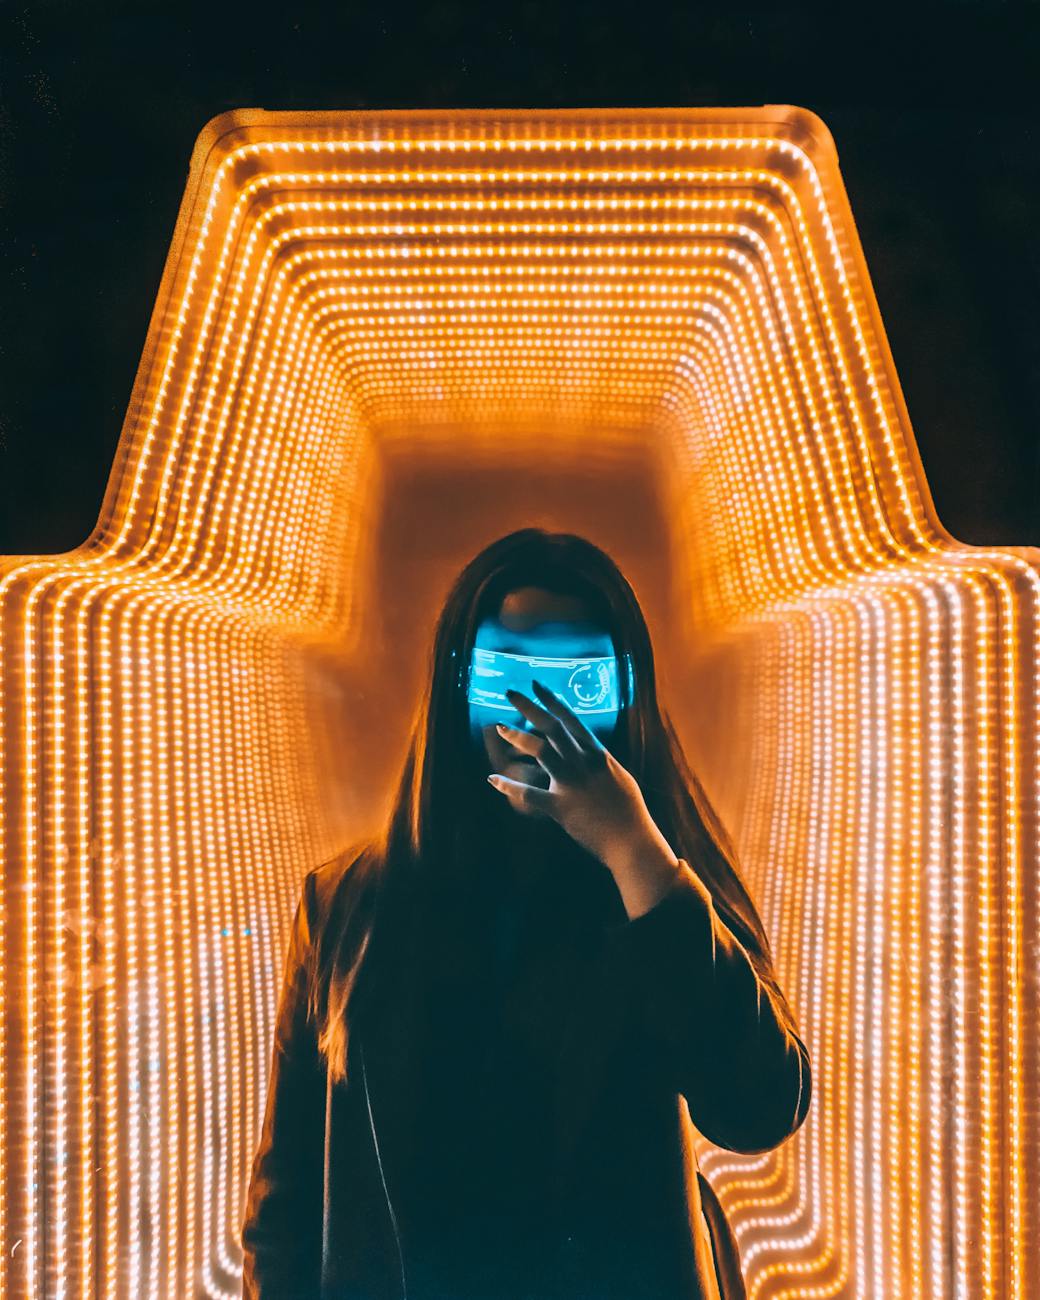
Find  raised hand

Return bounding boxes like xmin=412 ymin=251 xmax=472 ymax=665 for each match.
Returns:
xmin=486 ymin=678 xmax=656 ymax=867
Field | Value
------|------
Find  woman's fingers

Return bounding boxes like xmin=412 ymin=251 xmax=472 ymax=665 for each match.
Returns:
xmin=494 ymin=722 xmax=570 ymax=781
xmin=505 ymin=686 xmax=586 ymax=761
xmin=529 ymin=679 xmax=602 ymax=754
xmin=487 ymin=771 xmax=555 ymax=818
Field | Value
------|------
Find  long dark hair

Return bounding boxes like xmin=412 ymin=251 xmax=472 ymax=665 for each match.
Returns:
xmin=308 ymin=527 xmax=783 ymax=1086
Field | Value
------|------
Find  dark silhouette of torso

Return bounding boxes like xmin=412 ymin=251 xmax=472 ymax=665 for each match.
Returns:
xmin=400 ymin=815 xmax=619 ymax=1298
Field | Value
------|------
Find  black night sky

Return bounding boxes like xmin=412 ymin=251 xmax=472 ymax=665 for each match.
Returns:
xmin=1 ymin=2 xmax=1038 ymax=554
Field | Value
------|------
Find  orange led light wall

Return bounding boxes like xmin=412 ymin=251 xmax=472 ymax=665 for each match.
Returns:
xmin=1 ymin=106 xmax=1038 ymax=1298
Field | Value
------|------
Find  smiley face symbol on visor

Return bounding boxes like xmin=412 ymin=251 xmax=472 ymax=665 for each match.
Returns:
xmin=568 ymin=660 xmax=612 ymax=710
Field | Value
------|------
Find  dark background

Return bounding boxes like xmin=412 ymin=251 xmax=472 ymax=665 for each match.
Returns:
xmin=2 ymin=1 xmax=1038 ymax=555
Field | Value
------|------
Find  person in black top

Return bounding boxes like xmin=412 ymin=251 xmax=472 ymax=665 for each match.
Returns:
xmin=241 ymin=527 xmax=812 ymax=1299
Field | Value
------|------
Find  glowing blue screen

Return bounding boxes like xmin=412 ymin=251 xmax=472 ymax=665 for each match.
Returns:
xmin=467 ymin=646 xmax=631 ymax=740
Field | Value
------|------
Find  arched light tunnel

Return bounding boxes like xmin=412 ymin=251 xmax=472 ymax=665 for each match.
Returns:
xmin=1 ymin=106 xmax=1038 ymax=1298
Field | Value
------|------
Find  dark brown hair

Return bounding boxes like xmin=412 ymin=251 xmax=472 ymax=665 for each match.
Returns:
xmin=307 ymin=527 xmax=784 ymax=1086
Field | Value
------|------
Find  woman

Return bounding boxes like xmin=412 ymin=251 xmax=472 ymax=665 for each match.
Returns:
xmin=241 ymin=528 xmax=812 ymax=1300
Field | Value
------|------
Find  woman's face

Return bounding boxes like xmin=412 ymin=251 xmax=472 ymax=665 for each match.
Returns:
xmin=468 ymin=585 xmax=620 ymax=789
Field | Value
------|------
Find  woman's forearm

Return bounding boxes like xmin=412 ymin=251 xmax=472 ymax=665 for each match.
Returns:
xmin=598 ymin=821 xmax=683 ymax=920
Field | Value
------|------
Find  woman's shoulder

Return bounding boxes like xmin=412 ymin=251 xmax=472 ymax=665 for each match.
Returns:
xmin=305 ymin=839 xmax=379 ymax=919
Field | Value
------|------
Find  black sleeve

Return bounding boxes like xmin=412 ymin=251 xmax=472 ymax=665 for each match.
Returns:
xmin=603 ymin=858 xmax=812 ymax=1155
xmin=240 ymin=870 xmax=326 ymax=1297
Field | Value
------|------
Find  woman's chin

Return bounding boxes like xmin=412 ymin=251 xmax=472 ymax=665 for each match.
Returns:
xmin=505 ymin=761 xmax=550 ymax=789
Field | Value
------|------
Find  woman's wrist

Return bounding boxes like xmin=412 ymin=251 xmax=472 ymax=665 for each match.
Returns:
xmin=599 ymin=822 xmax=682 ymax=921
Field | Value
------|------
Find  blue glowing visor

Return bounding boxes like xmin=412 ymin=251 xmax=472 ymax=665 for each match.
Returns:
xmin=467 ymin=647 xmax=632 ymax=739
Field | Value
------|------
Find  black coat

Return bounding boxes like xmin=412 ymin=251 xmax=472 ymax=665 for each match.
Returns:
xmin=241 ymin=842 xmax=812 ymax=1299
